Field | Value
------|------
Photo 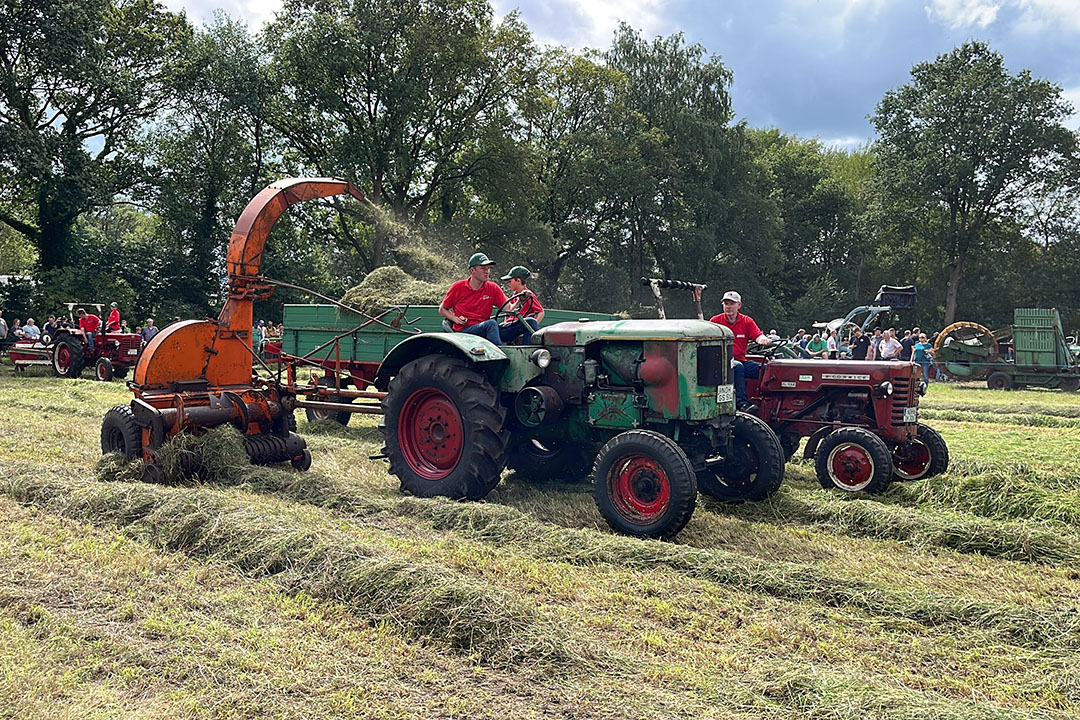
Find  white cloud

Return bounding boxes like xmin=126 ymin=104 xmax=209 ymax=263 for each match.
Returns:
xmin=494 ymin=0 xmax=672 ymax=50
xmin=924 ymin=0 xmax=1002 ymax=29
xmin=162 ymin=0 xmax=282 ymax=30
xmin=925 ymin=0 xmax=1080 ymax=31
xmin=823 ymin=135 xmax=870 ymax=150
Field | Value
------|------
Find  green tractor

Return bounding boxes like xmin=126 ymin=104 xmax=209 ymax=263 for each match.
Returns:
xmin=376 ymin=318 xmax=786 ymax=539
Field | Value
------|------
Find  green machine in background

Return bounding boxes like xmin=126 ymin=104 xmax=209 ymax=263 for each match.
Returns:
xmin=935 ymin=308 xmax=1080 ymax=391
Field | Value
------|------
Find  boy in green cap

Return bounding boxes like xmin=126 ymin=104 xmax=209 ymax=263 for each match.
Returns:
xmin=439 ymin=252 xmax=508 ymax=345
xmin=498 ymin=265 xmax=544 ymax=343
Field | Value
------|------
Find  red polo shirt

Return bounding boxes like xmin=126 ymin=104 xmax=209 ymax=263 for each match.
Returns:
xmin=79 ymin=314 xmax=101 ymax=334
xmin=709 ymin=311 xmax=762 ymax=362
xmin=518 ymin=290 xmax=544 ymax=318
xmin=441 ymin=280 xmax=508 ymax=331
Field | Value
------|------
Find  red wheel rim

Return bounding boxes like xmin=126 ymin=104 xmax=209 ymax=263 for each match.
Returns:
xmin=397 ymin=388 xmax=464 ymax=480
xmin=827 ymin=442 xmax=875 ymax=490
xmin=97 ymin=362 xmax=107 ymax=380
xmin=892 ymin=440 xmax=931 ymax=480
xmin=56 ymin=344 xmax=71 ymax=372
xmin=607 ymin=454 xmax=670 ymax=524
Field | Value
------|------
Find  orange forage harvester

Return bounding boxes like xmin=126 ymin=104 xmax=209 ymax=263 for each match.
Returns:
xmin=100 ymin=178 xmax=368 ymax=481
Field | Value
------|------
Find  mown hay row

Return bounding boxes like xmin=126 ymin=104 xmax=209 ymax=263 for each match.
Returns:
xmin=920 ymin=408 xmax=1080 ymax=429
xmin=921 ymin=401 xmax=1080 ymax=419
xmin=0 ymin=470 xmax=588 ymax=670
xmin=124 ymin=450 xmax=1080 ymax=652
xmin=725 ymin=485 xmax=1080 ymax=565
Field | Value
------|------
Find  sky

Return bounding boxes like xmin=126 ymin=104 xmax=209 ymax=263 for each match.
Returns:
xmin=164 ymin=0 xmax=1080 ymax=149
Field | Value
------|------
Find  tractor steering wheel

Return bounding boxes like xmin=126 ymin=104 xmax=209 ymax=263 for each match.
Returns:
xmin=494 ymin=291 xmax=529 ymax=326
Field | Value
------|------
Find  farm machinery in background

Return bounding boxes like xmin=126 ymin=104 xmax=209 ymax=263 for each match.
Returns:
xmin=813 ymin=285 xmax=920 ymax=356
xmin=934 ymin=308 xmax=1080 ymax=391
xmin=649 ymin=280 xmax=948 ymax=494
xmin=100 ymin=177 xmax=787 ymax=541
xmin=9 ymin=302 xmax=142 ymax=380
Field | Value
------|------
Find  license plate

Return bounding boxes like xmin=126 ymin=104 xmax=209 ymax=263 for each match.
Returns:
xmin=127 ymin=349 xmax=139 ymax=355
xmin=716 ymin=384 xmax=735 ymax=404
xmin=903 ymin=407 xmax=917 ymax=423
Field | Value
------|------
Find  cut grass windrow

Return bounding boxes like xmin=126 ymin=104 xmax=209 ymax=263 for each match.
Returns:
xmin=724 ymin=485 xmax=1080 ymax=565
xmin=920 ymin=408 xmax=1080 ymax=429
xmin=0 ymin=470 xmax=590 ymax=670
xmin=105 ymin=433 xmax=1080 ymax=652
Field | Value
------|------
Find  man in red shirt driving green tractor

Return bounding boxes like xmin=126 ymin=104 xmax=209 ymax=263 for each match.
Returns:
xmin=709 ymin=290 xmax=771 ymax=412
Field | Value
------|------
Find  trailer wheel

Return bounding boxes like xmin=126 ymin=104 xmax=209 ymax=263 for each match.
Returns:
xmin=815 ymin=427 xmax=892 ymax=493
xmin=890 ymin=423 xmax=949 ymax=481
xmin=1060 ymin=378 xmax=1080 ymax=392
xmin=987 ymin=371 xmax=1013 ymax=390
xmin=305 ymin=376 xmax=353 ymax=425
xmin=697 ymin=412 xmax=786 ymax=503
xmin=52 ymin=337 xmax=85 ymax=378
xmin=507 ymin=438 xmax=593 ymax=483
xmin=381 ymin=355 xmax=507 ymax=500
xmin=593 ymin=430 xmax=697 ymax=539
xmin=95 ymin=357 xmax=114 ymax=382
xmin=101 ymin=405 xmax=141 ymax=459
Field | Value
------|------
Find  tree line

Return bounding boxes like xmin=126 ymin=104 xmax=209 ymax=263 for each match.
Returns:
xmin=1 ymin=0 xmax=1078 ymax=333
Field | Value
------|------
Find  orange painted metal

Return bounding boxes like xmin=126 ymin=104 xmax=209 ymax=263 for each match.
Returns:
xmin=127 ymin=178 xmax=368 ymax=460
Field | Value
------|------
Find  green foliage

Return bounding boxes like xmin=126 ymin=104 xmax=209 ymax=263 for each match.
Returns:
xmin=871 ymin=41 xmax=1080 ymax=325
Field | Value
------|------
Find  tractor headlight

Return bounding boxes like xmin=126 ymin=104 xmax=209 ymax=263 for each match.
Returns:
xmin=876 ymin=381 xmax=894 ymax=398
xmin=530 ymin=349 xmax=551 ymax=369
xmin=917 ymin=381 xmax=927 ymax=396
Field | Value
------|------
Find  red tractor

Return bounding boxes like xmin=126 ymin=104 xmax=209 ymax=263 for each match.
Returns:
xmin=10 ymin=303 xmax=142 ymax=381
xmin=744 ymin=346 xmax=949 ymax=494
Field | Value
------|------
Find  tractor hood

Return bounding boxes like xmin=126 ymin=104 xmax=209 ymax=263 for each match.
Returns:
xmin=537 ymin=319 xmax=733 ymax=346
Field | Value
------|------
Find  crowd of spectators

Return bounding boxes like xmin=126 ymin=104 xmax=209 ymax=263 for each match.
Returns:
xmin=782 ymin=325 xmax=945 ymax=383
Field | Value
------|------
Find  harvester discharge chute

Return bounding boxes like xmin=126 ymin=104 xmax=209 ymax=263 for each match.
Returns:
xmin=100 ymin=178 xmax=368 ymax=480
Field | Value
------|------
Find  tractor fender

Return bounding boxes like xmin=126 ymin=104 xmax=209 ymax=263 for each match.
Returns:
xmin=375 ymin=333 xmax=508 ymax=389
xmin=802 ymin=426 xmax=834 ymax=460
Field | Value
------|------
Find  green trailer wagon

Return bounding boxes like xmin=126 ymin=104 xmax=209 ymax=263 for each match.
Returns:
xmin=275 ymin=303 xmax=619 ymax=422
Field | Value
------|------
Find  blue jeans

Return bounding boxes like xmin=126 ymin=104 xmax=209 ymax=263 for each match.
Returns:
xmin=732 ymin=359 xmax=761 ymax=406
xmin=461 ymin=319 xmax=502 ymax=346
xmin=86 ymin=332 xmax=95 ymax=351
xmin=918 ymin=361 xmax=931 ymax=384
xmin=499 ymin=317 xmax=539 ymax=344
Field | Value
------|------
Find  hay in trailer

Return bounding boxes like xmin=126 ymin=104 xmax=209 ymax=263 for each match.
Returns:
xmin=340 ymin=266 xmax=447 ymax=314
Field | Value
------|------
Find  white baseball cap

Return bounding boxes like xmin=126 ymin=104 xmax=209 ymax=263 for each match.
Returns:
xmin=722 ymin=291 xmax=742 ymax=303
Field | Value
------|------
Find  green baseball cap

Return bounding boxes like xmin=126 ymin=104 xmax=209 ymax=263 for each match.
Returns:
xmin=468 ymin=252 xmax=496 ymax=267
xmin=500 ymin=265 xmax=532 ymax=280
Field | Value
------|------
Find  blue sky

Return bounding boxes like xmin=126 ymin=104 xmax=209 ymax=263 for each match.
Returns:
xmin=167 ymin=0 xmax=1080 ymax=149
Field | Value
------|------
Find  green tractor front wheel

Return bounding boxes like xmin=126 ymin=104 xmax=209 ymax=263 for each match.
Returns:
xmin=593 ymin=430 xmax=698 ymax=539
xmin=698 ymin=413 xmax=786 ymax=503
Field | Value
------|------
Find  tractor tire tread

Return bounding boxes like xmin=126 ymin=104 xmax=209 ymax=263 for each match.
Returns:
xmin=815 ymin=426 xmax=892 ymax=494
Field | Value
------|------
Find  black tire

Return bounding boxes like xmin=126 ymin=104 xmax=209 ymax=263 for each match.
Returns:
xmin=507 ymin=438 xmax=593 ymax=482
xmin=779 ymin=432 xmax=801 ymax=463
xmin=698 ymin=413 xmax=786 ymax=503
xmin=1059 ymin=377 xmax=1080 ymax=392
xmin=987 ymin=371 xmax=1013 ymax=390
xmin=101 ymin=405 xmax=141 ymax=459
xmin=52 ymin=336 xmax=85 ymax=378
xmin=95 ymin=357 xmax=114 ymax=381
xmin=114 ymin=366 xmax=129 ymax=380
xmin=891 ymin=423 xmax=950 ymax=481
xmin=593 ymin=430 xmax=697 ymax=539
xmin=305 ymin=376 xmax=353 ymax=425
xmin=380 ymin=355 xmax=508 ymax=500
xmin=815 ymin=427 xmax=892 ymax=494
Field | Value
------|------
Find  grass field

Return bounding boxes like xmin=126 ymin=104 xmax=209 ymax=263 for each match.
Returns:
xmin=2 ymin=369 xmax=1079 ymax=719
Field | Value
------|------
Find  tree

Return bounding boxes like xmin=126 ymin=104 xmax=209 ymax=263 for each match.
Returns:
xmin=0 ymin=0 xmax=190 ymax=269
xmin=263 ymin=0 xmax=535 ymax=268
xmin=148 ymin=14 xmax=276 ymax=315
xmin=871 ymin=41 xmax=1079 ymax=324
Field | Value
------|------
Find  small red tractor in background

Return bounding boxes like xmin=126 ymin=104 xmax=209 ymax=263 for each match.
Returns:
xmin=745 ymin=344 xmax=948 ymax=494
xmin=639 ymin=279 xmax=948 ymax=495
xmin=9 ymin=302 xmax=142 ymax=380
